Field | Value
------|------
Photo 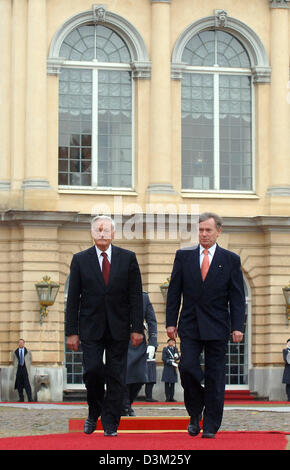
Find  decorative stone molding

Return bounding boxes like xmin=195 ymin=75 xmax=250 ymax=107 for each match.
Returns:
xmin=172 ymin=15 xmax=271 ymax=83
xmin=22 ymin=179 xmax=51 ymax=190
xmin=146 ymin=183 xmax=177 ymax=194
xmin=47 ymin=8 xmax=151 ymax=78
xmin=252 ymin=66 xmax=272 ymax=83
xmin=214 ymin=9 xmax=228 ymax=28
xmin=131 ymin=61 xmax=152 ymax=79
xmin=47 ymin=57 xmax=65 ymax=75
xmin=0 ymin=181 xmax=11 ymax=191
xmin=266 ymin=185 xmax=290 ymax=197
xmin=171 ymin=62 xmax=187 ymax=80
xmin=92 ymin=4 xmax=107 ymax=22
xmin=269 ymin=0 xmax=290 ymax=8
xmin=1 ymin=210 xmax=290 ymax=233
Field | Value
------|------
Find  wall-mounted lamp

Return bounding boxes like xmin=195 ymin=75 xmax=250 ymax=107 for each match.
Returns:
xmin=282 ymin=282 xmax=290 ymax=327
xmin=35 ymin=276 xmax=60 ymax=325
xmin=160 ymin=277 xmax=170 ymax=304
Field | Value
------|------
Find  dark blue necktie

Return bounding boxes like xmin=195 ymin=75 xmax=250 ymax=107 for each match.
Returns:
xmin=20 ymin=349 xmax=24 ymax=366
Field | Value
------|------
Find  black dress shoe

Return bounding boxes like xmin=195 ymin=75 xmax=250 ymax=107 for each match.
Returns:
xmin=104 ymin=427 xmax=118 ymax=437
xmin=187 ymin=414 xmax=202 ymax=437
xmin=84 ymin=417 xmax=97 ymax=434
xmin=202 ymin=432 xmax=216 ymax=438
xmin=145 ymin=398 xmax=158 ymax=402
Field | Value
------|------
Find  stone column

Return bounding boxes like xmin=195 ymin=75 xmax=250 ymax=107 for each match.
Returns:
xmin=0 ymin=0 xmax=12 ymax=204
xmin=23 ymin=0 xmax=50 ymax=193
xmin=147 ymin=0 xmax=176 ymax=196
xmin=267 ymin=0 xmax=290 ymax=200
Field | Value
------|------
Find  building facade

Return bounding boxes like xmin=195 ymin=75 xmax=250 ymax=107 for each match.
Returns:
xmin=0 ymin=0 xmax=289 ymax=401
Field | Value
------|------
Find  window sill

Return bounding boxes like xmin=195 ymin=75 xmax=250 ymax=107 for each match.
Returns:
xmin=181 ymin=191 xmax=259 ymax=199
xmin=58 ymin=187 xmax=138 ymax=196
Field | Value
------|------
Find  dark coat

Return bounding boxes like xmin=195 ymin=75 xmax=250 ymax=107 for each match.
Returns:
xmin=13 ymin=348 xmax=32 ymax=390
xmin=161 ymin=346 xmax=179 ymax=383
xmin=126 ymin=292 xmax=158 ymax=384
xmin=166 ymin=244 xmax=246 ymax=341
xmin=65 ymin=244 xmax=144 ymax=342
xmin=282 ymin=348 xmax=290 ymax=384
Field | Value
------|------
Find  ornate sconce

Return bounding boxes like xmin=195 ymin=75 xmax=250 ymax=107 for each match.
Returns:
xmin=35 ymin=276 xmax=60 ymax=325
xmin=282 ymin=282 xmax=290 ymax=326
xmin=160 ymin=277 xmax=171 ymax=304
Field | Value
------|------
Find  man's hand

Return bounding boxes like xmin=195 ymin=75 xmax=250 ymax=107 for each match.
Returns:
xmin=232 ymin=330 xmax=243 ymax=343
xmin=66 ymin=335 xmax=80 ymax=351
xmin=166 ymin=326 xmax=177 ymax=340
xmin=130 ymin=332 xmax=144 ymax=347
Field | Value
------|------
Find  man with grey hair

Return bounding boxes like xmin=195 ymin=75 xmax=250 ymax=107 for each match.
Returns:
xmin=166 ymin=211 xmax=245 ymax=438
xmin=66 ymin=215 xmax=144 ymax=436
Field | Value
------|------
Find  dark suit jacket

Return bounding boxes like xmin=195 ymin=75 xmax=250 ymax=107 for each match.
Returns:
xmin=282 ymin=348 xmax=290 ymax=384
xmin=166 ymin=244 xmax=246 ymax=341
xmin=65 ymin=244 xmax=144 ymax=342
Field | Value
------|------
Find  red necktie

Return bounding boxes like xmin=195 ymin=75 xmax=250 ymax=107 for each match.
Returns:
xmin=101 ymin=252 xmax=110 ymax=285
xmin=201 ymin=249 xmax=209 ymax=281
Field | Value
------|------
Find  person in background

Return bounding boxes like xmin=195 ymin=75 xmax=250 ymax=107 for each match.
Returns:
xmin=122 ymin=291 xmax=158 ymax=415
xmin=282 ymin=338 xmax=290 ymax=401
xmin=161 ymin=338 xmax=180 ymax=402
xmin=13 ymin=339 xmax=33 ymax=402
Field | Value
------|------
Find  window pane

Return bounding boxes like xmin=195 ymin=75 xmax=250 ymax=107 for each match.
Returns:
xmin=182 ymin=31 xmax=215 ymax=66
xmin=219 ymin=75 xmax=252 ymax=190
xmin=182 ymin=30 xmax=250 ymax=68
xmin=182 ymin=74 xmax=214 ymax=190
xmin=60 ymin=24 xmax=131 ymax=63
xmin=58 ymin=68 xmax=92 ymax=186
xmin=98 ymin=70 xmax=132 ymax=188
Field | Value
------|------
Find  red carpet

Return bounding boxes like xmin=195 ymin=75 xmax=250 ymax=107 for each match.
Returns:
xmin=69 ymin=416 xmax=193 ymax=432
xmin=0 ymin=431 xmax=288 ymax=450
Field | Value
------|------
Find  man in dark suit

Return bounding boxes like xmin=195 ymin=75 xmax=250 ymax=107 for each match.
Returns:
xmin=66 ymin=215 xmax=144 ymax=436
xmin=166 ymin=212 xmax=245 ymax=438
xmin=13 ymin=339 xmax=33 ymax=402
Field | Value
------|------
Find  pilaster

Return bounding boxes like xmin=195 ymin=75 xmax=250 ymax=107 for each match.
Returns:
xmin=266 ymin=2 xmax=290 ymax=209
xmin=147 ymin=0 xmax=177 ymax=197
xmin=0 ymin=0 xmax=12 ymax=207
xmin=23 ymin=0 xmax=56 ymax=209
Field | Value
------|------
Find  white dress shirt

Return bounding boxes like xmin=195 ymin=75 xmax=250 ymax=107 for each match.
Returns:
xmin=199 ymin=243 xmax=217 ymax=268
xmin=95 ymin=244 xmax=112 ymax=270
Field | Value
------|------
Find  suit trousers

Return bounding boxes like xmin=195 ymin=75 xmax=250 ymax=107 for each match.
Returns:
xmin=16 ymin=365 xmax=32 ymax=402
xmin=81 ymin=329 xmax=128 ymax=430
xmin=179 ymin=336 xmax=227 ymax=434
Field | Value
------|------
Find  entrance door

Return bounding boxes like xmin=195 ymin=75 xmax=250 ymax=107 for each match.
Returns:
xmin=226 ymin=278 xmax=250 ymax=387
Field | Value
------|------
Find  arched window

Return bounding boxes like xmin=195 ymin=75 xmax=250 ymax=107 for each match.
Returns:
xmin=181 ymin=30 xmax=253 ymax=192
xmin=58 ymin=24 xmax=133 ymax=189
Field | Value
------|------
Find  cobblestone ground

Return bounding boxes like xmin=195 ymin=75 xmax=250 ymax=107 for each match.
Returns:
xmin=0 ymin=404 xmax=289 ymax=441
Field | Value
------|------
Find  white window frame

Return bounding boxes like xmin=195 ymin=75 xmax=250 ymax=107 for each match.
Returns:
xmin=181 ymin=65 xmax=255 ymax=194
xmin=58 ymin=60 xmax=135 ymax=191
